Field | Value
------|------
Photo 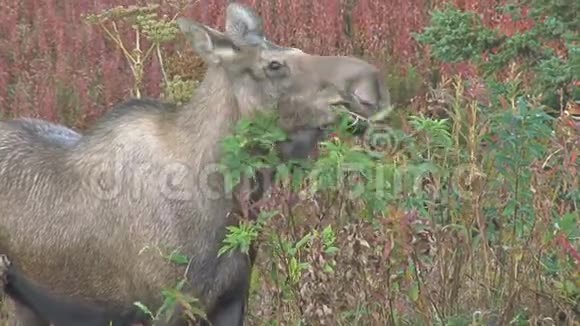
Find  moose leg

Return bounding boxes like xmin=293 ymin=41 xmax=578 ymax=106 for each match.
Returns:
xmin=0 ymin=255 xmax=146 ymax=326
xmin=201 ymin=251 xmax=252 ymax=326
xmin=206 ymin=297 xmax=245 ymax=326
xmin=0 ymin=257 xmax=48 ymax=326
xmin=0 ymin=258 xmax=44 ymax=326
xmin=207 ymin=163 xmax=276 ymax=326
xmin=204 ymin=281 xmax=247 ymax=326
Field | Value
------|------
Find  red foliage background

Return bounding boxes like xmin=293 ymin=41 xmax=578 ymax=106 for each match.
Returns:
xmin=0 ymin=0 xmax=533 ymax=128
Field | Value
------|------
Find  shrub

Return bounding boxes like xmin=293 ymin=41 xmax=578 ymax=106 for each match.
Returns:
xmin=1 ymin=1 xmax=578 ymax=325
xmin=414 ymin=0 xmax=579 ymax=110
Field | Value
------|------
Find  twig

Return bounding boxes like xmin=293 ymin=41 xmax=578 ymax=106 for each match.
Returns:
xmin=99 ymin=22 xmax=136 ymax=66
xmin=157 ymin=44 xmax=169 ymax=87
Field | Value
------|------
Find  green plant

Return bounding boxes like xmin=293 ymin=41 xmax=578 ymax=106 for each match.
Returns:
xmin=65 ymin=3 xmax=579 ymax=324
xmin=414 ymin=0 xmax=579 ymax=109
xmin=131 ymin=246 xmax=207 ymax=324
xmin=414 ymin=4 xmax=500 ymax=64
xmin=219 ymin=110 xmax=289 ymax=194
xmin=218 ymin=71 xmax=578 ymax=324
xmin=162 ymin=74 xmax=199 ymax=106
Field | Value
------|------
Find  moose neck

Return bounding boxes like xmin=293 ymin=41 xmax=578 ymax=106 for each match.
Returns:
xmin=171 ymin=66 xmax=243 ymax=169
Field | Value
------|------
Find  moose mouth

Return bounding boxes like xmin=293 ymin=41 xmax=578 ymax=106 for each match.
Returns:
xmin=276 ymin=126 xmax=326 ymax=161
xmin=278 ymin=105 xmax=372 ymax=161
xmin=331 ymin=92 xmax=378 ymax=120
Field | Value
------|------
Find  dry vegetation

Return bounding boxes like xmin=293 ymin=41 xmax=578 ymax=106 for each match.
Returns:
xmin=0 ymin=0 xmax=578 ymax=325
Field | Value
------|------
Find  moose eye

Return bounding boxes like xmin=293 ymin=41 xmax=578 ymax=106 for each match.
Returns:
xmin=267 ymin=61 xmax=282 ymax=70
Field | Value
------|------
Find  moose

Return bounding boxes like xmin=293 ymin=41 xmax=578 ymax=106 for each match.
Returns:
xmin=0 ymin=2 xmax=390 ymax=326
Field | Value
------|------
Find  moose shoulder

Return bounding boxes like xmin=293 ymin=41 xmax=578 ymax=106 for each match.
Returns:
xmin=0 ymin=3 xmax=389 ymax=326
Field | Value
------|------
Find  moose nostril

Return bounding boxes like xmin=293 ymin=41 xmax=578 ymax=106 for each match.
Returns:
xmin=360 ymin=101 xmax=377 ymax=113
xmin=329 ymin=98 xmax=350 ymax=106
xmin=351 ymin=94 xmax=381 ymax=115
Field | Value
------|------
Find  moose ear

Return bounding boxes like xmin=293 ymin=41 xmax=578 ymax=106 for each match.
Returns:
xmin=225 ymin=3 xmax=265 ymax=46
xmin=176 ymin=18 xmax=237 ymax=65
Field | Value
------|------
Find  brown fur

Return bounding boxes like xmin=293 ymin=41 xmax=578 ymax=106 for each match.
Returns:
xmin=0 ymin=3 xmax=389 ymax=325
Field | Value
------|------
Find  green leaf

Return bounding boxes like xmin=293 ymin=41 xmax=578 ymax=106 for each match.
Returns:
xmin=408 ymin=282 xmax=420 ymax=302
xmin=554 ymin=213 xmax=579 ymax=238
xmin=167 ymin=252 xmax=189 ymax=266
